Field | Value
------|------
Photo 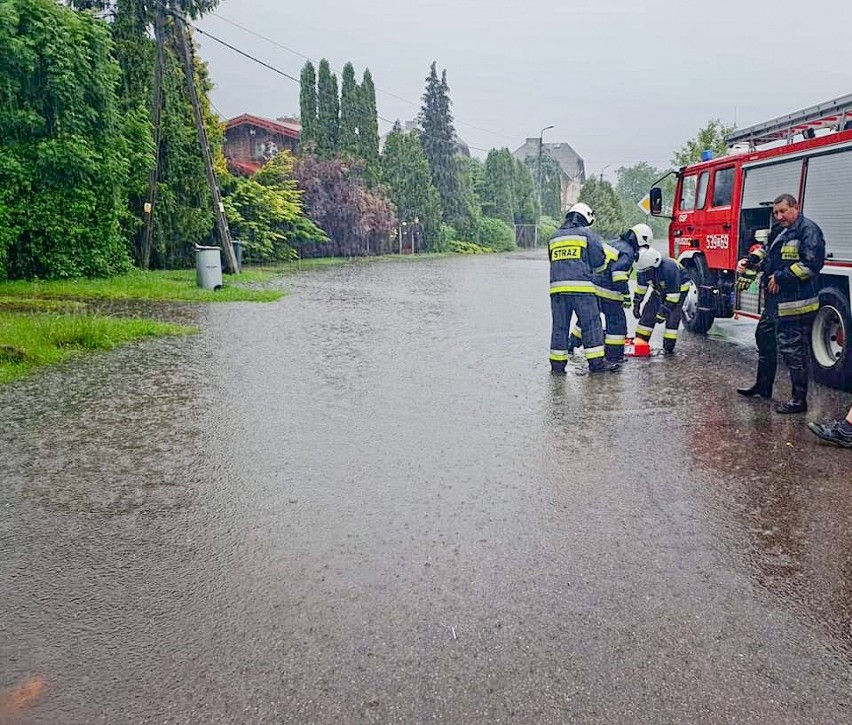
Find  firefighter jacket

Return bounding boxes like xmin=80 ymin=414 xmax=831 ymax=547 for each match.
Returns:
xmin=592 ymin=238 xmax=636 ymax=303
xmin=548 ymin=223 xmax=608 ymax=296
xmin=634 ymin=258 xmax=691 ymax=312
xmin=745 ymin=214 xmax=825 ymax=318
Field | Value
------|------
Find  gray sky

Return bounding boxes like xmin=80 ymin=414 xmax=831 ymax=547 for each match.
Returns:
xmin=196 ymin=0 xmax=852 ymax=184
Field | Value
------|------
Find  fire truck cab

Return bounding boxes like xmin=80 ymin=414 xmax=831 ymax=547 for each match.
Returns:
xmin=650 ymin=94 xmax=852 ymax=390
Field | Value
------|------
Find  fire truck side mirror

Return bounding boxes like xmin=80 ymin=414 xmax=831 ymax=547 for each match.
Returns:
xmin=649 ymin=187 xmax=663 ymax=216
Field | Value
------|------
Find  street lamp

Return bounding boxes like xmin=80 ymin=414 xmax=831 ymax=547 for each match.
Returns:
xmin=600 ymin=164 xmax=611 ymax=183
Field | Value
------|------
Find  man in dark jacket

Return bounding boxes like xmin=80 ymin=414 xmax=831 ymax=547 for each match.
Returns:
xmin=736 ymin=193 xmax=825 ymax=413
xmin=548 ymin=203 xmax=619 ymax=375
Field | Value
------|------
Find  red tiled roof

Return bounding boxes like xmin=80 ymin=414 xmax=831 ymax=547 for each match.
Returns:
xmin=226 ymin=114 xmax=301 ymax=140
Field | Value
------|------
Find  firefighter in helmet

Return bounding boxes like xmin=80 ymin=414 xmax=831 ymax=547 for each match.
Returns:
xmin=735 ymin=193 xmax=825 ymax=414
xmin=548 ymin=203 xmax=619 ymax=374
xmin=632 ymin=247 xmax=691 ymax=354
xmin=569 ymin=223 xmax=654 ymax=363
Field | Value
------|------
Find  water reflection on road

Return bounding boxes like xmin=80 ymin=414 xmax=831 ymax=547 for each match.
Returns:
xmin=1 ymin=252 xmax=850 ymax=724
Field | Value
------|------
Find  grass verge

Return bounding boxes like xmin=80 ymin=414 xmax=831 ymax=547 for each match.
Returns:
xmin=0 ymin=312 xmax=195 ymax=384
xmin=0 ymin=269 xmax=283 ymax=303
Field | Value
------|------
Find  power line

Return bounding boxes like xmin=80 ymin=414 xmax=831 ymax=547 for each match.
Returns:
xmin=159 ymin=4 xmax=493 ymax=153
xmin=205 ymin=11 xmax=520 ymax=143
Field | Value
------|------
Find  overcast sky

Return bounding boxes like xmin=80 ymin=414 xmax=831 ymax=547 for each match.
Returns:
xmin=196 ymin=0 xmax=852 ymax=184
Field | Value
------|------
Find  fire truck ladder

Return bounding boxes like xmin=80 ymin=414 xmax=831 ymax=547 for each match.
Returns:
xmin=726 ymin=93 xmax=852 ymax=148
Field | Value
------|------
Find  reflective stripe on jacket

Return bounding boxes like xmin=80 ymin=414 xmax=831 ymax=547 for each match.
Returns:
xmin=548 ymin=223 xmax=607 ymax=295
xmin=748 ymin=215 xmax=825 ymax=317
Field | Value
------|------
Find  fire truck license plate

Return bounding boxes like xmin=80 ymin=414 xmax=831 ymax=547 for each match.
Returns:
xmin=706 ymin=234 xmax=729 ymax=250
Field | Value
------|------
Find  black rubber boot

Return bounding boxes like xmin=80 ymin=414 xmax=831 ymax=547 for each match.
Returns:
xmin=776 ymin=367 xmax=808 ymax=413
xmin=550 ymin=361 xmax=567 ymax=376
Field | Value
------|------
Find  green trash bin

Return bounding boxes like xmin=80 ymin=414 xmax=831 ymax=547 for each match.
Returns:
xmin=195 ymin=245 xmax=223 ymax=289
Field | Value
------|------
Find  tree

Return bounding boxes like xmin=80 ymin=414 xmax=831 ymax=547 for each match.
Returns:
xmin=615 ymin=162 xmax=672 ymax=239
xmin=338 ymin=62 xmax=359 ymax=156
xmin=419 ymin=61 xmax=460 ymax=222
xmin=357 ymin=69 xmax=380 ymax=186
xmin=316 ymin=59 xmax=339 ymax=158
xmin=577 ymin=177 xmax=625 ymax=239
xmin=524 ymin=154 xmax=562 ymax=219
xmin=294 ymin=155 xmax=395 ymax=257
xmin=512 ymin=157 xmax=537 ymax=224
xmin=0 ymin=0 xmax=132 ymax=279
xmin=380 ymin=122 xmax=441 ymax=248
xmin=481 ymin=149 xmax=515 ymax=223
xmin=672 ymin=119 xmax=736 ymax=167
xmin=221 ymin=152 xmax=325 ymax=262
xmin=298 ymin=61 xmax=317 ymax=151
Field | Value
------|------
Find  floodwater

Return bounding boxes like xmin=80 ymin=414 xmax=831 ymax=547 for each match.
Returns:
xmin=1 ymin=251 xmax=851 ymax=724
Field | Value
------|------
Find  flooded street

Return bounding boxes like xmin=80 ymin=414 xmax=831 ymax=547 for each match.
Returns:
xmin=1 ymin=251 xmax=851 ymax=724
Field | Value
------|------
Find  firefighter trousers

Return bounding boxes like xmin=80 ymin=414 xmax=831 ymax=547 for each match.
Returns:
xmin=635 ymin=291 xmax=683 ymax=352
xmin=570 ymin=299 xmax=626 ymax=362
xmin=550 ymin=293 xmax=606 ymax=372
xmin=754 ymin=310 xmax=813 ymax=401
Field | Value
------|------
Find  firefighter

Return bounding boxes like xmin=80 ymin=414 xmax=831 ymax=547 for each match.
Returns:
xmin=735 ymin=193 xmax=825 ymax=414
xmin=632 ymin=247 xmax=691 ymax=354
xmin=548 ymin=203 xmax=619 ymax=375
xmin=569 ymin=223 xmax=654 ymax=363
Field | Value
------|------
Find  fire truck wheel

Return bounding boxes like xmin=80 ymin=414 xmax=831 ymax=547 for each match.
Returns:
xmin=811 ymin=287 xmax=852 ymax=392
xmin=681 ymin=256 xmax=714 ymax=334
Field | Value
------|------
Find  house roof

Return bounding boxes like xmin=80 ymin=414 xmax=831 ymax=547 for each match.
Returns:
xmin=512 ymin=138 xmax=585 ymax=181
xmin=226 ymin=114 xmax=301 ymax=140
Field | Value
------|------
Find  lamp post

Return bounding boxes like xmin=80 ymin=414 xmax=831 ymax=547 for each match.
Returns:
xmin=600 ymin=164 xmax=611 ymax=183
xmin=537 ymin=125 xmax=554 ymax=216
xmin=536 ymin=126 xmax=554 ymax=248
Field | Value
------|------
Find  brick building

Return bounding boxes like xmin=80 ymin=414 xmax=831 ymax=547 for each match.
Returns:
xmin=224 ymin=114 xmax=301 ymax=176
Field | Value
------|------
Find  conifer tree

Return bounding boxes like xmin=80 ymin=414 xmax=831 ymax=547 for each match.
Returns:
xmin=298 ymin=61 xmax=317 ymax=151
xmin=357 ymin=69 xmax=380 ymax=186
xmin=338 ymin=62 xmax=359 ymax=156
xmin=316 ymin=59 xmax=339 ymax=158
xmin=419 ymin=61 xmax=460 ymax=222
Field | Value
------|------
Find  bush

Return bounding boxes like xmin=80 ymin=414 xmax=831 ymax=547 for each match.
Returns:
xmin=476 ymin=217 xmax=515 ymax=252
xmin=437 ymin=224 xmax=457 ymax=252
xmin=449 ymin=241 xmax=494 ymax=255
xmin=538 ymin=215 xmax=560 ymax=243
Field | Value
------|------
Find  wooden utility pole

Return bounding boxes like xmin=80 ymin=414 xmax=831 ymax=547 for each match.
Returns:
xmin=140 ymin=6 xmax=166 ymax=270
xmin=172 ymin=4 xmax=240 ymax=274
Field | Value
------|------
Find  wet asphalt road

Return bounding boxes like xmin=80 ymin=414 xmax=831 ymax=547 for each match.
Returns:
xmin=1 ymin=250 xmax=851 ymax=724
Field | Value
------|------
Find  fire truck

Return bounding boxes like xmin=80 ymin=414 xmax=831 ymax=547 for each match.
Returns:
xmin=649 ymin=94 xmax=852 ymax=390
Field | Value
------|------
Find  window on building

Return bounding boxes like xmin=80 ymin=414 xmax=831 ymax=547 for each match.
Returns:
xmin=712 ymin=167 xmax=735 ymax=207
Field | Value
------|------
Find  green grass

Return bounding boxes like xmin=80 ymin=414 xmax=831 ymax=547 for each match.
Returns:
xmin=0 ymin=269 xmax=284 ymax=303
xmin=0 ymin=312 xmax=195 ymax=384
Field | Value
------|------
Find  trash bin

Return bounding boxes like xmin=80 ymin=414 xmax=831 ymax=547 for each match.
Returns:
xmin=195 ymin=245 xmax=223 ymax=289
xmin=231 ymin=239 xmax=244 ymax=269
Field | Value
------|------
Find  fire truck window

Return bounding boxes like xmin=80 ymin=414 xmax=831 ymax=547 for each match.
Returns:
xmin=679 ymin=175 xmax=697 ymax=211
xmin=712 ymin=167 xmax=734 ymax=207
xmin=695 ymin=171 xmax=710 ymax=209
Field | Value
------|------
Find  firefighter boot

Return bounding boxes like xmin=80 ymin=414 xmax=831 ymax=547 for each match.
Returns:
xmin=588 ymin=360 xmax=621 ymax=374
xmin=776 ymin=367 xmax=808 ymax=414
xmin=550 ymin=360 xmax=567 ymax=376
xmin=737 ymin=358 xmax=774 ymax=398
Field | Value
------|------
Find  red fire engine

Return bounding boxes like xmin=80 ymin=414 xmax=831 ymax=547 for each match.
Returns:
xmin=649 ymin=94 xmax=852 ymax=390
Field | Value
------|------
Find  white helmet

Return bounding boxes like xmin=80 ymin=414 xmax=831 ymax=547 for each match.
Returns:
xmin=635 ymin=247 xmax=662 ymax=272
xmin=566 ymin=202 xmax=595 ymax=226
xmin=629 ymin=223 xmax=654 ymax=247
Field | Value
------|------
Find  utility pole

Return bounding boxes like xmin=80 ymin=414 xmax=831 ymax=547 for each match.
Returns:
xmin=140 ymin=6 xmax=166 ymax=270
xmin=172 ymin=4 xmax=240 ymax=274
